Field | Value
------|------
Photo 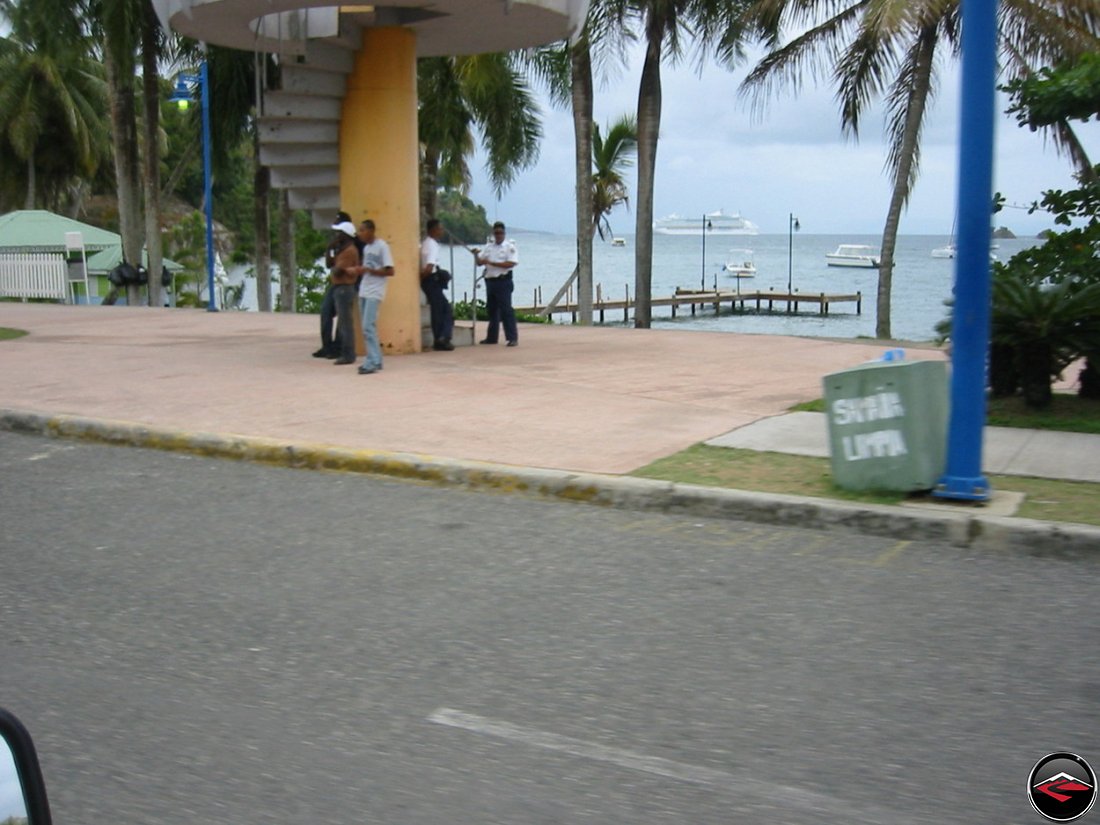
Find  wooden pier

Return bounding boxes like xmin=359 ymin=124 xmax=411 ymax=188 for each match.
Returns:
xmin=511 ymin=285 xmax=862 ymax=323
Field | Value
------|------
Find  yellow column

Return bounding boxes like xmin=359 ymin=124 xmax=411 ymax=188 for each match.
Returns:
xmin=340 ymin=27 xmax=421 ymax=354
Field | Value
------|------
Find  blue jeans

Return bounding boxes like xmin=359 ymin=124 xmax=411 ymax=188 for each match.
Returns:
xmin=360 ymin=297 xmax=382 ymax=370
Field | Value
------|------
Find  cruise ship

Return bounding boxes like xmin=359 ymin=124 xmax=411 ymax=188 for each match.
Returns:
xmin=653 ymin=210 xmax=759 ymax=235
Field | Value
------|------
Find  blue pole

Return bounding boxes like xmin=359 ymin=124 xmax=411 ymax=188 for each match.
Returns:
xmin=934 ymin=0 xmax=997 ymax=501
xmin=201 ymin=58 xmax=217 ymax=312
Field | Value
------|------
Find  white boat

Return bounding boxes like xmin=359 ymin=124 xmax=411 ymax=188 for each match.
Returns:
xmin=826 ymin=244 xmax=880 ymax=268
xmin=931 ymin=241 xmax=998 ymax=261
xmin=611 ymin=237 xmax=626 ymax=247
xmin=724 ymin=248 xmax=756 ymax=278
xmin=654 ymin=210 xmax=759 ymax=235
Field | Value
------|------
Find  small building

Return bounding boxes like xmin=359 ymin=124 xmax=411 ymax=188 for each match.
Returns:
xmin=0 ymin=210 xmax=182 ymax=304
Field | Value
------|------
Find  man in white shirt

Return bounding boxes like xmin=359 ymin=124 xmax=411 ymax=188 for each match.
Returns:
xmin=473 ymin=221 xmax=519 ymax=347
xmin=350 ymin=219 xmax=395 ymax=375
xmin=420 ymin=219 xmax=455 ymax=351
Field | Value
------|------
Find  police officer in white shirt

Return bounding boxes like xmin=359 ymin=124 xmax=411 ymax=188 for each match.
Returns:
xmin=473 ymin=221 xmax=519 ymax=346
xmin=420 ymin=219 xmax=454 ymax=351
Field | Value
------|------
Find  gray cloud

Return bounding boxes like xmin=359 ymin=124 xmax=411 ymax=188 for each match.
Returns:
xmin=472 ymin=45 xmax=1099 ymax=237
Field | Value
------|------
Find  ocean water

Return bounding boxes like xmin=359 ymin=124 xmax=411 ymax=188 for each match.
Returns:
xmin=438 ymin=232 xmax=1045 ymax=342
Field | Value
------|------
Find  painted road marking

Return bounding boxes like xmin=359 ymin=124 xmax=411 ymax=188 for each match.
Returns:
xmin=872 ymin=540 xmax=911 ymax=567
xmin=427 ymin=707 xmax=915 ymax=823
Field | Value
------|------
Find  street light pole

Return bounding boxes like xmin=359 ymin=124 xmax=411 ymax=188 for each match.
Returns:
xmin=200 ymin=59 xmax=216 ymax=312
xmin=170 ymin=59 xmax=217 ymax=312
xmin=787 ymin=213 xmax=800 ymax=295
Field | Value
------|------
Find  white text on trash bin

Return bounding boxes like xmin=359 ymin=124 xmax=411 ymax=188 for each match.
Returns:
xmin=831 ymin=392 xmax=909 ymax=462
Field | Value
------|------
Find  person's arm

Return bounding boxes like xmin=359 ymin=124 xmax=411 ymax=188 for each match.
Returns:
xmin=334 ymin=245 xmax=362 ymax=278
xmin=369 ymin=242 xmax=397 ymax=277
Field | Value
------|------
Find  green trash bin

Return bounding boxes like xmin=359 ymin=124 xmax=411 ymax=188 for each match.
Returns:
xmin=822 ymin=359 xmax=949 ymax=492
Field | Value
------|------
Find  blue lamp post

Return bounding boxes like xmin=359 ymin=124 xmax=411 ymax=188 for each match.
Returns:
xmin=169 ymin=60 xmax=217 ymax=312
xmin=933 ymin=0 xmax=998 ymax=501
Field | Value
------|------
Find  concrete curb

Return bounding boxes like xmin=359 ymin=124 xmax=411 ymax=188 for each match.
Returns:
xmin=3 ymin=408 xmax=1098 ymax=556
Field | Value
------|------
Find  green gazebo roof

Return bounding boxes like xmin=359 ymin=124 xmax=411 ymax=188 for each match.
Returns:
xmin=0 ymin=210 xmax=122 ymax=253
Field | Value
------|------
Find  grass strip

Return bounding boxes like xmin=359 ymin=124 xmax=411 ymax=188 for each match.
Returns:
xmin=0 ymin=328 xmax=28 ymax=341
xmin=632 ymin=445 xmax=1100 ymax=527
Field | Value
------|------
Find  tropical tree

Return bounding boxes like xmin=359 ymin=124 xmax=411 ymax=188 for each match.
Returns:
xmin=740 ymin=0 xmax=1100 ymax=339
xmin=990 ymin=271 xmax=1100 ymax=407
xmin=91 ymin=0 xmax=146 ymax=306
xmin=625 ymin=0 xmax=759 ymax=327
xmin=1004 ymin=51 xmax=1100 ymax=182
xmin=0 ymin=1 xmax=107 ymax=211
xmin=592 ymin=115 xmax=638 ymax=239
xmin=417 ymin=53 xmax=542 ymax=224
xmin=526 ymin=0 xmax=630 ymax=324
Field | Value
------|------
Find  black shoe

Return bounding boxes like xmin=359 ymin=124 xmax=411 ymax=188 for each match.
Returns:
xmin=312 ymin=347 xmax=332 ymax=358
xmin=357 ymin=366 xmax=377 ymax=375
xmin=324 ymin=352 xmax=339 ymax=360
xmin=434 ymin=340 xmax=455 ymax=351
xmin=334 ymin=357 xmax=355 ymax=365
xmin=479 ymin=339 xmax=497 ymax=345
xmin=506 ymin=340 xmax=518 ymax=347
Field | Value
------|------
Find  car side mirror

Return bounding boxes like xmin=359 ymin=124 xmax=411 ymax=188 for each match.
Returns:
xmin=0 ymin=708 xmax=52 ymax=825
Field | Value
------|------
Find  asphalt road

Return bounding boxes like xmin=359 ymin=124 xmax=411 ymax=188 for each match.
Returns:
xmin=2 ymin=431 xmax=1098 ymax=824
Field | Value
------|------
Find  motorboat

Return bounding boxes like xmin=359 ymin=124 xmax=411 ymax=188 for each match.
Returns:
xmin=611 ymin=237 xmax=626 ymax=247
xmin=931 ymin=241 xmax=998 ymax=261
xmin=654 ymin=210 xmax=759 ymax=235
xmin=826 ymin=244 xmax=880 ymax=268
xmin=724 ymin=248 xmax=756 ymax=278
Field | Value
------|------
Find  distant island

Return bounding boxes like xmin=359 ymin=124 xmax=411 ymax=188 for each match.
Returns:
xmin=992 ymin=226 xmax=1016 ymax=239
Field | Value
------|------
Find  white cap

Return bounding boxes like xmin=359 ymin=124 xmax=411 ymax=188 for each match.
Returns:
xmin=331 ymin=221 xmax=357 ymax=236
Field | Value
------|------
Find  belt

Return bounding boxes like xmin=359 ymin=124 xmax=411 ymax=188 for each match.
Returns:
xmin=486 ymin=271 xmax=513 ymax=280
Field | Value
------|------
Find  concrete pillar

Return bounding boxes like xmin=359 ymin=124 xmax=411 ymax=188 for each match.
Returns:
xmin=340 ymin=27 xmax=421 ymax=354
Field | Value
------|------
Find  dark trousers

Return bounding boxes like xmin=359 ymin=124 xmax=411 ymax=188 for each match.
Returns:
xmin=319 ymin=284 xmax=342 ymax=353
xmin=485 ymin=275 xmax=517 ymax=344
xmin=421 ymin=274 xmax=454 ymax=343
xmin=332 ymin=284 xmax=357 ymax=360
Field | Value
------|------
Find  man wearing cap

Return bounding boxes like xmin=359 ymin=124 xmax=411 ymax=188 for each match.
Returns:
xmin=328 ymin=220 xmax=361 ymax=365
xmin=473 ymin=221 xmax=519 ymax=347
xmin=420 ymin=218 xmax=454 ymax=351
xmin=313 ymin=210 xmax=359 ymax=358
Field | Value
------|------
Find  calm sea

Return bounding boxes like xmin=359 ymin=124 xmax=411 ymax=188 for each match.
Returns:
xmin=437 ymin=232 xmax=1044 ymax=343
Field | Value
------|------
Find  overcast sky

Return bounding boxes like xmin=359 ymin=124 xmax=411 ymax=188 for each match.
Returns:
xmin=467 ymin=42 xmax=1100 ymax=238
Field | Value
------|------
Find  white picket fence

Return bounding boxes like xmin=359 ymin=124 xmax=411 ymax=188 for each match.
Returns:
xmin=0 ymin=253 xmax=69 ymax=301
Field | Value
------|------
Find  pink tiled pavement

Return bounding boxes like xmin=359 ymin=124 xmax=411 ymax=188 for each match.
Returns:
xmin=0 ymin=303 xmax=946 ymax=474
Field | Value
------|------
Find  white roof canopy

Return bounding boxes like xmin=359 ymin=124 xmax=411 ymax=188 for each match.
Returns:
xmin=152 ymin=0 xmax=588 ymax=57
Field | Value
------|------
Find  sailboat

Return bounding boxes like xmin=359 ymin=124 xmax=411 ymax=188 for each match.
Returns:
xmin=932 ymin=219 xmax=998 ymax=260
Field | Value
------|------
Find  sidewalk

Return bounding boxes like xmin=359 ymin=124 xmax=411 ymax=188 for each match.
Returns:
xmin=706 ymin=411 xmax=1100 ymax=483
xmin=2 ymin=303 xmax=1097 ymax=553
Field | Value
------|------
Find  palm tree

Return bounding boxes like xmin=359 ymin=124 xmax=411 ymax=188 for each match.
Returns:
xmin=741 ymin=0 xmax=1100 ymax=339
xmin=0 ymin=2 xmax=106 ymax=211
xmin=417 ymin=53 xmax=542 ymax=223
xmin=206 ymin=45 xmax=275 ymax=311
xmin=525 ymin=0 xmax=631 ymax=324
xmin=91 ymin=0 xmax=146 ymax=306
xmin=625 ymin=0 xmax=759 ymax=327
xmin=592 ymin=115 xmax=638 ymax=239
